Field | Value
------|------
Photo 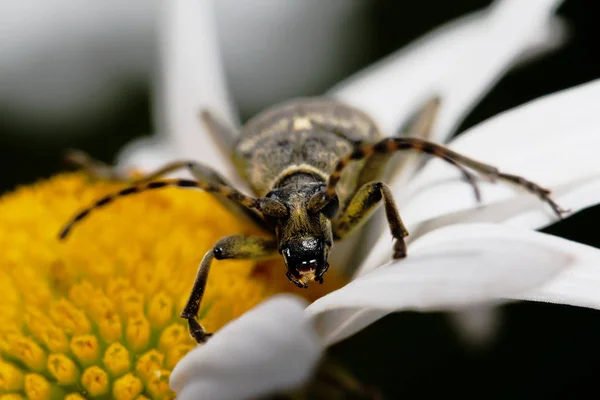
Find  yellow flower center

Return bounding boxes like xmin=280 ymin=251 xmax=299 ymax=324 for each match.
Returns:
xmin=0 ymin=173 xmax=345 ymax=399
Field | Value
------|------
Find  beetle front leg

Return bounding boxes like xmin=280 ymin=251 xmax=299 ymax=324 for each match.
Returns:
xmin=327 ymin=137 xmax=568 ymax=218
xmin=333 ymin=181 xmax=408 ymax=259
xmin=180 ymin=235 xmax=278 ymax=343
xmin=64 ymin=151 xmax=269 ymax=230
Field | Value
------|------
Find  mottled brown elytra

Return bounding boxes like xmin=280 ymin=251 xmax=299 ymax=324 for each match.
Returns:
xmin=59 ymin=97 xmax=567 ymax=343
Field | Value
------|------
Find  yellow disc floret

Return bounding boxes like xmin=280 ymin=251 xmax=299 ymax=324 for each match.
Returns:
xmin=0 ymin=173 xmax=344 ymax=399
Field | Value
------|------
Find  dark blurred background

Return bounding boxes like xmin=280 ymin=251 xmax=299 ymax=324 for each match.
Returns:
xmin=1 ymin=1 xmax=599 ymax=398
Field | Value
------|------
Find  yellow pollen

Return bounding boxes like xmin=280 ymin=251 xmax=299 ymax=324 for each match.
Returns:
xmin=146 ymin=369 xmax=171 ymax=399
xmin=157 ymin=324 xmax=188 ymax=352
xmin=0 ymin=360 xmax=24 ymax=392
xmin=148 ymin=292 xmax=174 ymax=329
xmin=120 ymin=289 xmax=145 ymax=319
xmin=3 ymin=336 xmax=46 ymax=372
xmin=135 ymin=350 xmax=164 ymax=383
xmin=98 ymin=311 xmax=124 ymax=343
xmin=24 ymin=373 xmax=52 ymax=400
xmin=64 ymin=395 xmax=85 ymax=400
xmin=70 ymin=335 xmax=100 ymax=366
xmin=47 ymin=354 xmax=79 ymax=385
xmin=68 ymin=280 xmax=95 ymax=308
xmin=81 ymin=366 xmax=109 ymax=397
xmin=103 ymin=342 xmax=131 ymax=377
xmin=0 ymin=173 xmax=346 ymax=398
xmin=49 ymin=299 xmax=91 ymax=336
xmin=166 ymin=344 xmax=194 ymax=370
xmin=0 ymin=395 xmax=25 ymax=400
xmin=114 ymin=373 xmax=144 ymax=400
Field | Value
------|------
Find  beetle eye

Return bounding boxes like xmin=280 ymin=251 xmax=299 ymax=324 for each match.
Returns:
xmin=320 ymin=196 xmax=339 ymax=219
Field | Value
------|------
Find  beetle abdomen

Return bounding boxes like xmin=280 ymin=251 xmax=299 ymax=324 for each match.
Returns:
xmin=234 ymin=98 xmax=383 ymax=197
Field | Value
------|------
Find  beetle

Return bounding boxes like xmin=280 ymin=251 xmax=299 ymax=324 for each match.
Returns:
xmin=59 ymin=97 xmax=567 ymax=343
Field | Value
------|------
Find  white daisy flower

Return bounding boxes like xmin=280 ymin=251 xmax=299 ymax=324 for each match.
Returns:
xmin=109 ymin=0 xmax=600 ymax=398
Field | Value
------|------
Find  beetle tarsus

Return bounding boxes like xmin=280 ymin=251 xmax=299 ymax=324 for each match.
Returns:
xmin=186 ymin=318 xmax=212 ymax=344
xmin=393 ymin=238 xmax=407 ymax=259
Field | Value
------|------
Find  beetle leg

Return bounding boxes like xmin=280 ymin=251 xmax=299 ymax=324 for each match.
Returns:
xmin=333 ymin=181 xmax=408 ymax=259
xmin=383 ymin=96 xmax=441 ymax=184
xmin=64 ymin=149 xmax=129 ymax=181
xmin=441 ymin=158 xmax=482 ymax=203
xmin=336 ymin=96 xmax=480 ymax=203
xmin=66 ymin=150 xmax=226 ymax=185
xmin=398 ymin=96 xmax=441 ymax=140
xmin=180 ymin=235 xmax=278 ymax=343
xmin=326 ymin=138 xmax=568 ymax=218
xmin=398 ymin=97 xmax=481 ymax=201
xmin=65 ymin=111 xmax=238 ymax=180
xmin=64 ymin=151 xmax=269 ymax=230
xmin=199 ymin=109 xmax=238 ymax=158
xmin=59 ymin=177 xmax=263 ymax=239
xmin=127 ymin=159 xmax=268 ymax=228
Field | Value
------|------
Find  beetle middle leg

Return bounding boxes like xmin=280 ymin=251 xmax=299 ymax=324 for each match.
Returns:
xmin=67 ymin=150 xmax=228 ymax=186
xmin=199 ymin=109 xmax=238 ymax=159
xmin=333 ymin=181 xmax=409 ymax=259
xmin=181 ymin=235 xmax=278 ymax=343
xmin=326 ymin=138 xmax=568 ymax=217
xmin=349 ymin=96 xmax=481 ymax=203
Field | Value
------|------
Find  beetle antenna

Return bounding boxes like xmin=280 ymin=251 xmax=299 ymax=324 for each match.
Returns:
xmin=58 ymin=179 xmax=260 ymax=239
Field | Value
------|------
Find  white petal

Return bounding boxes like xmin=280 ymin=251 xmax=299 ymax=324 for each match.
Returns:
xmin=310 ymin=307 xmax=390 ymax=349
xmin=330 ymin=0 xmax=564 ymax=142
xmin=357 ymin=79 xmax=600 ymax=275
xmin=447 ymin=305 xmax=503 ymax=346
xmin=157 ymin=0 xmax=242 ymax=185
xmin=402 ymin=79 xmax=600 ymax=227
xmin=171 ymin=294 xmax=323 ymax=400
xmin=409 ymin=175 xmax=600 ymax=241
xmin=116 ymin=136 xmax=176 ymax=173
xmin=518 ymin=253 xmax=600 ymax=310
xmin=307 ymin=223 xmax=600 ymax=345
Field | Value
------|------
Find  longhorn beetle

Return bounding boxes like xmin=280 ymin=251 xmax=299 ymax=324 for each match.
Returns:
xmin=59 ymin=97 xmax=567 ymax=343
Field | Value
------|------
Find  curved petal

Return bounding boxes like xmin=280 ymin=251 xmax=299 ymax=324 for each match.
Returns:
xmin=518 ymin=261 xmax=600 ymax=310
xmin=171 ymin=294 xmax=323 ymax=400
xmin=311 ymin=307 xmax=390 ymax=349
xmin=403 ymin=79 xmax=600 ymax=227
xmin=447 ymin=305 xmax=503 ymax=345
xmin=153 ymin=0 xmax=242 ymax=184
xmin=116 ymin=136 xmax=176 ymax=173
xmin=410 ymin=175 xmax=600 ymax=241
xmin=329 ymin=0 xmax=564 ymax=142
xmin=329 ymin=0 xmax=566 ymax=274
xmin=306 ymin=223 xmax=600 ymax=345
xmin=357 ymin=79 xmax=600 ymax=275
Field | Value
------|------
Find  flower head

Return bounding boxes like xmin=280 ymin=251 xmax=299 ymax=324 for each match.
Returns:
xmin=160 ymin=0 xmax=600 ymax=398
xmin=5 ymin=0 xmax=600 ymax=399
xmin=0 ymin=173 xmax=343 ymax=399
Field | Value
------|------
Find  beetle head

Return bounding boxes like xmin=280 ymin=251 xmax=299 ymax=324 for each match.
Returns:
xmin=262 ymin=175 xmax=338 ymax=288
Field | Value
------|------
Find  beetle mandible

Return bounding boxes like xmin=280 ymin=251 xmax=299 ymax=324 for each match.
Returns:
xmin=59 ymin=97 xmax=567 ymax=343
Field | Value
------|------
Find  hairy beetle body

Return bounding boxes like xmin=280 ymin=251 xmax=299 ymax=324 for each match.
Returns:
xmin=234 ymin=98 xmax=383 ymax=204
xmin=60 ymin=96 xmax=567 ymax=343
